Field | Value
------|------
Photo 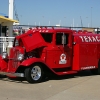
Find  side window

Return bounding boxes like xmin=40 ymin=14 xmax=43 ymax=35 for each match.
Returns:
xmin=56 ymin=33 xmax=69 ymax=45
xmin=41 ymin=33 xmax=53 ymax=43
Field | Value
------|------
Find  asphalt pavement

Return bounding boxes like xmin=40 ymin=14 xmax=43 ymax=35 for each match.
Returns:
xmin=0 ymin=71 xmax=100 ymax=100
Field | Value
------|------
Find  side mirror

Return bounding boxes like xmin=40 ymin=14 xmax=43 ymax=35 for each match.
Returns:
xmin=62 ymin=34 xmax=66 ymax=45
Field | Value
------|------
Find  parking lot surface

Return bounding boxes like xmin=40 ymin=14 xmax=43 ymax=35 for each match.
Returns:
xmin=0 ymin=71 xmax=100 ymax=100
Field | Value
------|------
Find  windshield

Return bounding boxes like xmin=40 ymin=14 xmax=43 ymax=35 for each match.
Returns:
xmin=41 ymin=33 xmax=53 ymax=43
xmin=13 ymin=38 xmax=23 ymax=47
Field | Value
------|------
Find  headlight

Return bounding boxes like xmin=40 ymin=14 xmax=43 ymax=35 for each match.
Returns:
xmin=2 ymin=52 xmax=8 ymax=59
xmin=17 ymin=54 xmax=24 ymax=61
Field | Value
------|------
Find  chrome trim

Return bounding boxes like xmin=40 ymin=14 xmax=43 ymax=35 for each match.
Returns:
xmin=0 ymin=72 xmax=24 ymax=77
xmin=2 ymin=52 xmax=8 ymax=59
xmin=31 ymin=65 xmax=41 ymax=81
xmin=17 ymin=54 xmax=24 ymax=61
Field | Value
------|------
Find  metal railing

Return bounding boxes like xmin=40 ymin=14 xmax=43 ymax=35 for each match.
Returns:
xmin=0 ymin=37 xmax=15 ymax=54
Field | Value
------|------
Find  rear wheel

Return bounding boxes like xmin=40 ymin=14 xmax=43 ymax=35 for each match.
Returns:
xmin=25 ymin=64 xmax=44 ymax=83
xmin=91 ymin=60 xmax=100 ymax=75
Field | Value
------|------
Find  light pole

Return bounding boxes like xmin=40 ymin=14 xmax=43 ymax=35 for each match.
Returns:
xmin=42 ymin=16 xmax=44 ymax=26
xmin=59 ymin=20 xmax=61 ymax=26
xmin=48 ymin=21 xmax=50 ymax=26
xmin=9 ymin=0 xmax=14 ymax=19
xmin=64 ymin=17 xmax=66 ymax=26
xmin=91 ymin=7 xmax=93 ymax=27
xmin=86 ymin=17 xmax=88 ymax=27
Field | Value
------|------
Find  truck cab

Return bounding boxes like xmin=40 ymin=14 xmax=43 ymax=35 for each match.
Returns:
xmin=42 ymin=28 xmax=74 ymax=74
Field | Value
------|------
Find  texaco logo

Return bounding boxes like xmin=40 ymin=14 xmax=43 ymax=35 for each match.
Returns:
xmin=59 ymin=53 xmax=67 ymax=64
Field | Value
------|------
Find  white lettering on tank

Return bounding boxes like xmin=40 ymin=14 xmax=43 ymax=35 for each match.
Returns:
xmin=84 ymin=36 xmax=88 ymax=42
xmin=96 ymin=36 xmax=100 ymax=42
xmin=92 ymin=36 xmax=96 ymax=42
xmin=79 ymin=36 xmax=100 ymax=42
xmin=79 ymin=36 xmax=84 ymax=42
xmin=87 ymin=36 xmax=92 ymax=42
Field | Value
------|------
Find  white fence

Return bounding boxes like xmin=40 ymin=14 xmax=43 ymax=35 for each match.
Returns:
xmin=0 ymin=37 xmax=15 ymax=54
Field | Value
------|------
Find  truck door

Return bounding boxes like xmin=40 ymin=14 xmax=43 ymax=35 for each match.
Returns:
xmin=55 ymin=32 xmax=72 ymax=68
xmin=46 ymin=32 xmax=72 ymax=69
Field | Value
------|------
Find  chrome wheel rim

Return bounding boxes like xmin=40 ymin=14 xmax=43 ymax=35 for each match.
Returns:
xmin=31 ymin=66 xmax=41 ymax=81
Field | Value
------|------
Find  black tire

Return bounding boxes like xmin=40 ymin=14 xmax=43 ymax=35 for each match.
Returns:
xmin=91 ymin=60 xmax=100 ymax=75
xmin=25 ymin=64 xmax=44 ymax=83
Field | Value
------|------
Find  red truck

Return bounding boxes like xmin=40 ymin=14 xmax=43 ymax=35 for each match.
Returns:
xmin=0 ymin=27 xmax=100 ymax=83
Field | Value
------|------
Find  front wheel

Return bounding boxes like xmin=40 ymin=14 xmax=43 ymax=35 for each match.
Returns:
xmin=25 ymin=64 xmax=44 ymax=83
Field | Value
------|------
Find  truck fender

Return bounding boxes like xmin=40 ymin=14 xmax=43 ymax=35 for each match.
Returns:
xmin=21 ymin=58 xmax=46 ymax=66
xmin=0 ymin=56 xmax=8 ymax=71
xmin=20 ymin=57 xmax=56 ymax=74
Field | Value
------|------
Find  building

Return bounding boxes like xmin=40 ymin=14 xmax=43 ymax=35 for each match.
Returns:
xmin=0 ymin=15 xmax=18 ymax=36
xmin=0 ymin=15 xmax=18 ymax=53
xmin=82 ymin=28 xmax=95 ymax=32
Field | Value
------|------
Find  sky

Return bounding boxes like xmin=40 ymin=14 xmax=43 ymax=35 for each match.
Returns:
xmin=0 ymin=0 xmax=100 ymax=27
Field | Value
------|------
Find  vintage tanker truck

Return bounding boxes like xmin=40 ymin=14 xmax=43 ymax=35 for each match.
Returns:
xmin=0 ymin=27 xmax=100 ymax=83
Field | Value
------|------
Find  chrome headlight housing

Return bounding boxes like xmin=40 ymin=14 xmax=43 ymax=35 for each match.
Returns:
xmin=2 ymin=52 xmax=8 ymax=59
xmin=17 ymin=54 xmax=24 ymax=61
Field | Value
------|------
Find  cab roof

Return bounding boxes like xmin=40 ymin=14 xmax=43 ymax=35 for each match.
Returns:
xmin=16 ymin=27 xmax=73 ymax=40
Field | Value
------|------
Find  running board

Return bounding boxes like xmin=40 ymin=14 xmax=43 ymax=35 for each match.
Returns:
xmin=0 ymin=71 xmax=24 ymax=77
xmin=56 ymin=71 xmax=77 ymax=75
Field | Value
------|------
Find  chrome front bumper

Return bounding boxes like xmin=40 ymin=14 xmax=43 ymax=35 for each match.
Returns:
xmin=0 ymin=71 xmax=24 ymax=77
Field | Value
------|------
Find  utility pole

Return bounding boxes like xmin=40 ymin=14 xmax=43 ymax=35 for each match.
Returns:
xmin=8 ymin=0 xmax=14 ymax=37
xmin=80 ymin=16 xmax=83 ymax=27
xmin=91 ymin=7 xmax=93 ymax=27
xmin=9 ymin=0 xmax=14 ymax=19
